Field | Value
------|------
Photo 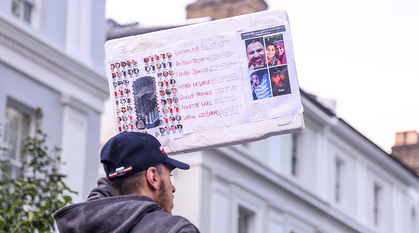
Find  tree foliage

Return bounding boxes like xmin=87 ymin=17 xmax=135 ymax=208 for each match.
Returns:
xmin=0 ymin=109 xmax=77 ymax=233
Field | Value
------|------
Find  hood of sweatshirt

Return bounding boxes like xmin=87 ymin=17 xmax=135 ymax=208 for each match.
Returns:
xmin=53 ymin=177 xmax=162 ymax=233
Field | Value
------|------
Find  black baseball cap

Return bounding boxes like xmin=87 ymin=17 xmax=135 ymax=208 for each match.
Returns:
xmin=101 ymin=132 xmax=190 ymax=180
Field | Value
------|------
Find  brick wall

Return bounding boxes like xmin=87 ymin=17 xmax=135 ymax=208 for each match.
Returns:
xmin=391 ymin=131 xmax=419 ymax=176
xmin=186 ymin=0 xmax=268 ymax=20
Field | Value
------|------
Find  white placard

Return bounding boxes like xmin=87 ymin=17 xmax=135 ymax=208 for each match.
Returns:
xmin=105 ymin=9 xmax=304 ymax=154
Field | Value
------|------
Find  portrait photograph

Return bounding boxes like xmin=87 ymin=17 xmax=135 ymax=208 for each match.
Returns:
xmin=269 ymin=66 xmax=291 ymax=97
xmin=250 ymin=69 xmax=272 ymax=100
xmin=264 ymin=34 xmax=287 ymax=66
xmin=244 ymin=37 xmax=267 ymax=70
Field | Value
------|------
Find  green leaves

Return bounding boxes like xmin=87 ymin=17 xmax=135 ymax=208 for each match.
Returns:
xmin=0 ymin=108 xmax=77 ymax=232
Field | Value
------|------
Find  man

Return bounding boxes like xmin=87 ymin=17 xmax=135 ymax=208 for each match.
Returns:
xmin=270 ymin=66 xmax=291 ymax=97
xmin=245 ymin=38 xmax=267 ymax=70
xmin=53 ymin=132 xmax=200 ymax=232
xmin=250 ymin=70 xmax=272 ymax=100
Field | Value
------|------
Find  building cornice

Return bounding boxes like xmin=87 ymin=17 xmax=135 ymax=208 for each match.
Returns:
xmin=300 ymin=87 xmax=419 ymax=183
xmin=0 ymin=16 xmax=109 ymax=101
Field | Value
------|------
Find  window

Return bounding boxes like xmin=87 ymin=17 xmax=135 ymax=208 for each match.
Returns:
xmin=335 ymin=159 xmax=343 ymax=203
xmin=412 ymin=208 xmax=417 ymax=233
xmin=3 ymin=105 xmax=31 ymax=178
xmin=373 ymin=184 xmax=381 ymax=226
xmin=238 ymin=209 xmax=248 ymax=233
xmin=238 ymin=206 xmax=254 ymax=233
xmin=11 ymin=0 xmax=34 ymax=24
xmin=291 ymin=133 xmax=299 ymax=177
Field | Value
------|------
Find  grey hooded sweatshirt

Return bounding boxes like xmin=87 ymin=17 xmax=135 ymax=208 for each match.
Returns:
xmin=53 ymin=177 xmax=199 ymax=233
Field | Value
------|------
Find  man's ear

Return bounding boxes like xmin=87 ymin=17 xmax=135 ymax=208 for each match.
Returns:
xmin=146 ymin=167 xmax=160 ymax=191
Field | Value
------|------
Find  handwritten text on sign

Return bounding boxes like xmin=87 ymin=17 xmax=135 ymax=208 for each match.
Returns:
xmin=173 ymin=33 xmax=248 ymax=133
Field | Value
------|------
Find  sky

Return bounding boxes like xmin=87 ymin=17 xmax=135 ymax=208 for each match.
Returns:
xmin=105 ymin=0 xmax=419 ymax=152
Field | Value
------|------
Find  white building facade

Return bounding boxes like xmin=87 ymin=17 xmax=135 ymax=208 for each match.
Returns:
xmin=172 ymin=90 xmax=419 ymax=233
xmin=0 ymin=0 xmax=108 ymax=202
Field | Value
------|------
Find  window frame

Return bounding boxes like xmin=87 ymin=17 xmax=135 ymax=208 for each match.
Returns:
xmin=411 ymin=208 xmax=417 ymax=233
xmin=373 ymin=183 xmax=381 ymax=227
xmin=291 ymin=133 xmax=299 ymax=177
xmin=11 ymin=0 xmax=36 ymax=24
xmin=335 ymin=158 xmax=343 ymax=203
xmin=237 ymin=205 xmax=255 ymax=233
xmin=1 ymin=99 xmax=35 ymax=178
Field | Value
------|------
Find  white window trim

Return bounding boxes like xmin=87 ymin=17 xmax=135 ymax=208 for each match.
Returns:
xmin=11 ymin=0 xmax=40 ymax=29
xmin=373 ymin=183 xmax=381 ymax=227
xmin=327 ymin=140 xmax=357 ymax=216
xmin=367 ymin=168 xmax=391 ymax=231
xmin=411 ymin=208 xmax=417 ymax=233
xmin=335 ymin=158 xmax=343 ymax=204
xmin=238 ymin=205 xmax=255 ymax=233
xmin=2 ymin=99 xmax=35 ymax=178
xmin=233 ymin=191 xmax=264 ymax=233
xmin=291 ymin=133 xmax=300 ymax=177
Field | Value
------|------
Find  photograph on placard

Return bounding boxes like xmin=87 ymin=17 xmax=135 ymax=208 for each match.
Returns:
xmin=249 ymin=69 xmax=272 ymax=101
xmin=269 ymin=66 xmax=291 ymax=97
xmin=264 ymin=34 xmax=287 ymax=67
xmin=244 ymin=37 xmax=267 ymax=71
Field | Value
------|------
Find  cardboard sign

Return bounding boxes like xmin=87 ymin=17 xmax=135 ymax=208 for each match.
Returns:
xmin=105 ymin=9 xmax=304 ymax=154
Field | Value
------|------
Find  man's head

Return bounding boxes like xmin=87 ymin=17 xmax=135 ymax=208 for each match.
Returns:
xmin=271 ymin=67 xmax=288 ymax=88
xmin=250 ymin=73 xmax=261 ymax=85
xmin=100 ymin=132 xmax=190 ymax=213
xmin=246 ymin=38 xmax=266 ymax=69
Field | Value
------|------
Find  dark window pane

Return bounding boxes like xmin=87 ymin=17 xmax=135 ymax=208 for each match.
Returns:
xmin=12 ymin=0 xmax=20 ymax=18
xmin=23 ymin=2 xmax=32 ymax=23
